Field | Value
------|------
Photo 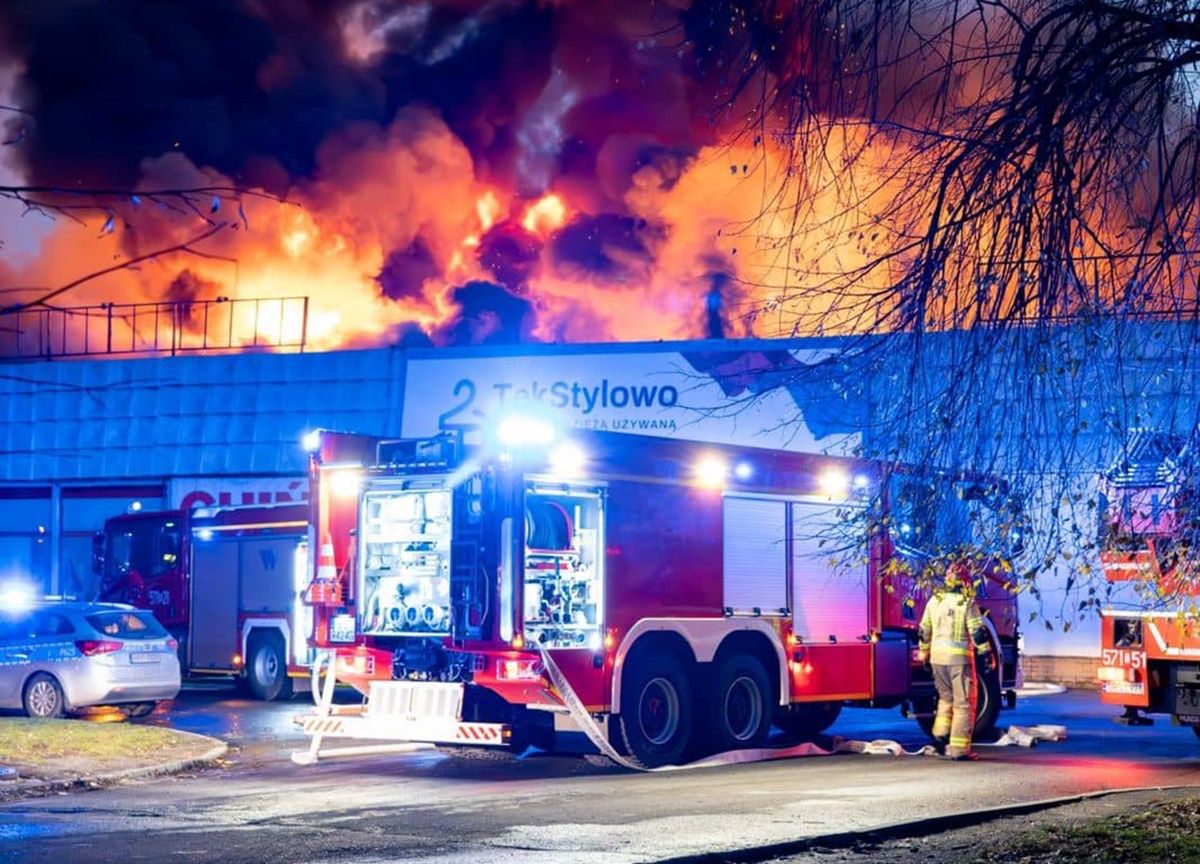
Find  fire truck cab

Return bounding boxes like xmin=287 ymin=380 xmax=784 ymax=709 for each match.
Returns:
xmin=300 ymin=421 xmax=1021 ymax=767
xmin=94 ymin=503 xmax=312 ymax=700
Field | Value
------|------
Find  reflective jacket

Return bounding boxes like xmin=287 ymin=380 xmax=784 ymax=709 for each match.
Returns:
xmin=918 ymin=589 xmax=992 ymax=666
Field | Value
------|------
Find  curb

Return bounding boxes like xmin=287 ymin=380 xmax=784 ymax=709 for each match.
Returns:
xmin=0 ymin=730 xmax=228 ymax=800
xmin=654 ymin=784 xmax=1197 ymax=864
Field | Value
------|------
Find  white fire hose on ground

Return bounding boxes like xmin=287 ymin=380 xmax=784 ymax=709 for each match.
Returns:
xmin=537 ymin=648 xmax=1066 ymax=772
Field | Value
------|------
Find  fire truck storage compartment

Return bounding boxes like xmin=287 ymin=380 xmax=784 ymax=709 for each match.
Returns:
xmin=723 ymin=496 xmax=788 ymax=615
xmin=359 ymin=481 xmax=452 ymax=637
xmin=189 ymin=531 xmax=303 ymax=670
xmin=523 ymin=483 xmax=604 ymax=650
xmin=791 ymin=498 xmax=868 ymax=642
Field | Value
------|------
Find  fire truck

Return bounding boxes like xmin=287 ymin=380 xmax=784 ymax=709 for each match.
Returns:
xmin=298 ymin=421 xmax=1022 ymax=766
xmin=1097 ymin=431 xmax=1200 ymax=738
xmin=93 ymin=503 xmax=312 ymax=700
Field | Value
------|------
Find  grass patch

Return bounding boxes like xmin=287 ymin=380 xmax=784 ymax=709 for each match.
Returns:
xmin=0 ymin=718 xmax=216 ymax=782
xmin=973 ymin=797 xmax=1200 ymax=864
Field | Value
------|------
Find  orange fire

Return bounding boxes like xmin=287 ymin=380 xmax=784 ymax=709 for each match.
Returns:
xmin=520 ymin=194 xmax=568 ymax=237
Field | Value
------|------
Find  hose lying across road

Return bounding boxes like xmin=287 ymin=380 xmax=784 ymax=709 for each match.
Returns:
xmin=537 ymin=648 xmax=1066 ymax=772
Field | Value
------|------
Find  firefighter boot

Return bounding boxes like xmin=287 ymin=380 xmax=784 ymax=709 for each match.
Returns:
xmin=932 ymin=735 xmax=948 ymax=756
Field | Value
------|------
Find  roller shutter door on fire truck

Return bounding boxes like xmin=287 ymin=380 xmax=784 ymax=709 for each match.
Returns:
xmin=791 ymin=500 xmax=868 ymax=642
xmin=723 ymin=497 xmax=788 ymax=615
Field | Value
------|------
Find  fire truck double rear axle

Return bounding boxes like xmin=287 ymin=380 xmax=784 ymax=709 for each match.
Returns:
xmin=298 ymin=422 xmax=1022 ymax=767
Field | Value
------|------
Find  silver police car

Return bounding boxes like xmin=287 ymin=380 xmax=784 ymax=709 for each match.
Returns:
xmin=0 ymin=601 xmax=181 ymax=718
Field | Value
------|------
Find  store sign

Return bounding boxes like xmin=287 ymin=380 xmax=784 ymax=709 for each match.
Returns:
xmin=402 ymin=348 xmax=862 ymax=453
xmin=168 ymin=477 xmax=308 ymax=511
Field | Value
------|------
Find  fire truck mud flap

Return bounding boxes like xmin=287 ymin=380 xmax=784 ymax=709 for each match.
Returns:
xmin=539 ymin=649 xmax=1067 ymax=772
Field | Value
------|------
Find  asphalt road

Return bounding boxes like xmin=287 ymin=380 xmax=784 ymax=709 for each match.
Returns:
xmin=3 ymin=686 xmax=1199 ymax=864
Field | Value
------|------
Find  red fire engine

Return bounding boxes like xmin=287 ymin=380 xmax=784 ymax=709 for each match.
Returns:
xmin=297 ymin=421 xmax=1022 ymax=766
xmin=1097 ymin=431 xmax=1200 ymax=737
xmin=94 ymin=503 xmax=312 ymax=700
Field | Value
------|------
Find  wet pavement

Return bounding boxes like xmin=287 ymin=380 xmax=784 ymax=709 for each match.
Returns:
xmin=3 ymin=687 xmax=1199 ymax=863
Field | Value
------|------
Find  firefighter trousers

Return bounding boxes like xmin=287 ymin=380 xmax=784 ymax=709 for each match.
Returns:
xmin=931 ymin=663 xmax=977 ymax=757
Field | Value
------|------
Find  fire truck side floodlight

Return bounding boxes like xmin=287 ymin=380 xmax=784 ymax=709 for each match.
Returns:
xmin=196 ymin=528 xmax=215 ymax=542
xmin=302 ymin=429 xmax=322 ymax=453
xmin=694 ymin=456 xmax=729 ymax=488
xmin=818 ymin=467 xmax=850 ymax=498
xmin=496 ymin=414 xmax=557 ymax=448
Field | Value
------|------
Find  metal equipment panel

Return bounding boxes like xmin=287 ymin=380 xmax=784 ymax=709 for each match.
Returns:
xmin=791 ymin=500 xmax=868 ymax=641
xmin=189 ymin=539 xmax=240 ymax=670
xmin=239 ymin=536 xmax=302 ymax=613
xmin=722 ymin=497 xmax=787 ymax=615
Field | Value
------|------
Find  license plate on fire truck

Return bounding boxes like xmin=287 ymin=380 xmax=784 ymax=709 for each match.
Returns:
xmin=1176 ymin=686 xmax=1200 ymax=719
xmin=330 ymin=614 xmax=356 ymax=643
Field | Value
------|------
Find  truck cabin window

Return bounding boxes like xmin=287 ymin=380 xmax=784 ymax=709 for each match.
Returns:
xmin=105 ymin=519 xmax=183 ymax=583
xmin=889 ymin=476 xmax=1023 ymax=562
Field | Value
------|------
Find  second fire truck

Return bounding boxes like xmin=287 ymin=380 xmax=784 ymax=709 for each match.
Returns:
xmin=298 ymin=420 xmax=1023 ymax=766
xmin=1097 ymin=430 xmax=1200 ymax=739
xmin=94 ymin=502 xmax=312 ymax=700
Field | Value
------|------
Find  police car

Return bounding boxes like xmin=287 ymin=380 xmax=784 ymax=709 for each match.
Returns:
xmin=0 ymin=598 xmax=181 ymax=718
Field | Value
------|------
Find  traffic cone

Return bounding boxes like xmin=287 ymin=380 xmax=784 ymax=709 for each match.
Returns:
xmin=316 ymin=534 xmax=337 ymax=582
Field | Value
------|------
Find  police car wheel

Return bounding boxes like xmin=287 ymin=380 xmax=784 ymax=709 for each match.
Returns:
xmin=23 ymin=673 xmax=65 ymax=719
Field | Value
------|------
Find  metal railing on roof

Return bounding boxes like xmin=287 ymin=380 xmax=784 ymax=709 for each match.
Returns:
xmin=0 ymin=296 xmax=309 ymax=359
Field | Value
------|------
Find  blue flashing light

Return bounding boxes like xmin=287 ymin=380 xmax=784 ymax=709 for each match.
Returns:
xmin=734 ymin=461 xmax=754 ymax=480
xmin=196 ymin=528 xmax=215 ymax=542
xmin=0 ymin=580 xmax=37 ymax=613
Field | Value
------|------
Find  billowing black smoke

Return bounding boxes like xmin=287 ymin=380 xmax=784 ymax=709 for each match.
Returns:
xmin=0 ymin=0 xmax=789 ymax=344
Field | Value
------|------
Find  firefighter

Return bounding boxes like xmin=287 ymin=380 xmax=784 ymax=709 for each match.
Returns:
xmin=917 ymin=559 xmax=995 ymax=760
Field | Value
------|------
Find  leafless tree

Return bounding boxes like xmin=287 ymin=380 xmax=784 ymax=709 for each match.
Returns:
xmin=685 ymin=0 xmax=1200 ymax=617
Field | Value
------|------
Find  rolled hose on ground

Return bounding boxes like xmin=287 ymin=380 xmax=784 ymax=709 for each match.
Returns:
xmin=536 ymin=647 xmax=1065 ymax=772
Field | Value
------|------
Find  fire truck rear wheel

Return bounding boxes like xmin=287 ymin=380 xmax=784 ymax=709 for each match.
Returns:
xmin=775 ymin=701 xmax=842 ymax=740
xmin=617 ymin=653 xmax=694 ymax=768
xmin=246 ymin=635 xmax=293 ymax=702
xmin=915 ymin=658 xmax=1002 ymax=741
xmin=704 ymin=654 xmax=773 ymax=753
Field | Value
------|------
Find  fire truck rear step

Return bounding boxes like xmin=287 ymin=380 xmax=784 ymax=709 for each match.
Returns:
xmin=293 ymin=678 xmax=510 ymax=765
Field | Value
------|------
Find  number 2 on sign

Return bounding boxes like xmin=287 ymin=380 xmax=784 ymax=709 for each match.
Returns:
xmin=438 ymin=379 xmax=478 ymax=431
